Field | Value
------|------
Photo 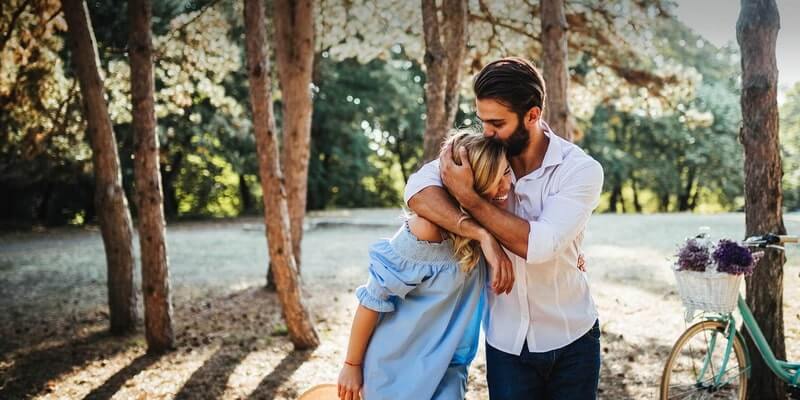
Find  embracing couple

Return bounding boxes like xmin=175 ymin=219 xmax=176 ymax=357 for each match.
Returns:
xmin=338 ymin=57 xmax=605 ymax=400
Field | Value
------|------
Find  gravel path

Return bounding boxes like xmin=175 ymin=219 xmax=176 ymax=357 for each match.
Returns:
xmin=1 ymin=210 xmax=799 ymax=399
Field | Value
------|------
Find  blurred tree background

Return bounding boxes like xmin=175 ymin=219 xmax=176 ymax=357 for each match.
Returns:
xmin=3 ymin=0 xmax=800 ymax=228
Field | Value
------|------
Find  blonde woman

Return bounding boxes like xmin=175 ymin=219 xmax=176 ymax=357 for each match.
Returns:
xmin=337 ymin=130 xmax=514 ymax=400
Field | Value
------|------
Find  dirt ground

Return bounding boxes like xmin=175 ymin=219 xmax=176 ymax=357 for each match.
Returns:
xmin=1 ymin=209 xmax=799 ymax=399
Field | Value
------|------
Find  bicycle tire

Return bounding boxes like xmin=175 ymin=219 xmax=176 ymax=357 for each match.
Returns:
xmin=660 ymin=320 xmax=748 ymax=400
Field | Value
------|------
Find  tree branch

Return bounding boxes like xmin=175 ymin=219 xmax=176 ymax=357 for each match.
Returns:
xmin=0 ymin=0 xmax=33 ymax=54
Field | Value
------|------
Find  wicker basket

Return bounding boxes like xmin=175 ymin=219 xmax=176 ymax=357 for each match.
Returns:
xmin=673 ymin=268 xmax=742 ymax=313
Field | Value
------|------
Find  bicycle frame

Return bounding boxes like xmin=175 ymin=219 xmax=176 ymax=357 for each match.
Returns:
xmin=701 ymin=295 xmax=800 ymax=388
xmin=735 ymin=295 xmax=800 ymax=386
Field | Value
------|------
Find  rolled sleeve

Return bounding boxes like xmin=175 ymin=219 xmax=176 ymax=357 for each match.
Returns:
xmin=355 ymin=284 xmax=395 ymax=313
xmin=403 ymin=160 xmax=443 ymax=206
xmin=526 ymin=160 xmax=604 ymax=264
xmin=355 ymin=244 xmax=428 ymax=312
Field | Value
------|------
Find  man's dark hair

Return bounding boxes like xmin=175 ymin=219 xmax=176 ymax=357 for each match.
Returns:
xmin=473 ymin=57 xmax=546 ymax=116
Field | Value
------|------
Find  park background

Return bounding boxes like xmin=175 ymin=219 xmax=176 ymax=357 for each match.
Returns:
xmin=1 ymin=0 xmax=800 ymax=399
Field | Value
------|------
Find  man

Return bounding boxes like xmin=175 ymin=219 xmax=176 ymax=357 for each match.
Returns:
xmin=404 ymin=57 xmax=604 ymax=399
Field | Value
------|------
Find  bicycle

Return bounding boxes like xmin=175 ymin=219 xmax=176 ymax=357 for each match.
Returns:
xmin=659 ymin=233 xmax=800 ymax=400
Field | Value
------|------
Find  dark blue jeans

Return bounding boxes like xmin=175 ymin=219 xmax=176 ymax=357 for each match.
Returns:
xmin=486 ymin=320 xmax=601 ymax=400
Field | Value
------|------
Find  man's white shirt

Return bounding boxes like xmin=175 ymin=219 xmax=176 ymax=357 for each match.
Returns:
xmin=403 ymin=124 xmax=604 ymax=353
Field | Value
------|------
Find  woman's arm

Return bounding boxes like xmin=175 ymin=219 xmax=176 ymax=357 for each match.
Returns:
xmin=338 ymin=305 xmax=380 ymax=400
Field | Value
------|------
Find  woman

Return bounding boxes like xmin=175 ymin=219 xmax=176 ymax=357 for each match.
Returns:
xmin=337 ymin=130 xmax=511 ymax=400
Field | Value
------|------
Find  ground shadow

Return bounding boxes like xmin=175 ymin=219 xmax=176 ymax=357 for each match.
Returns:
xmin=173 ymin=343 xmax=252 ymax=400
xmin=0 ymin=329 xmax=136 ymax=399
xmin=247 ymin=350 xmax=313 ymax=400
xmin=82 ymin=353 xmax=162 ymax=400
xmin=598 ymin=327 xmax=677 ymax=399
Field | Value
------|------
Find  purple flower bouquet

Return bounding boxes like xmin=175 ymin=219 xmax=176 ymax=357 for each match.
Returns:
xmin=712 ymin=239 xmax=763 ymax=276
xmin=675 ymin=238 xmax=712 ymax=272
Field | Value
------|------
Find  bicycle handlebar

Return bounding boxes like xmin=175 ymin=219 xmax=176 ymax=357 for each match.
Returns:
xmin=743 ymin=234 xmax=800 ymax=247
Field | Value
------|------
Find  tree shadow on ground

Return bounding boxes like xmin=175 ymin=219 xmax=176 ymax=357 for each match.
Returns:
xmin=598 ymin=326 xmax=677 ymax=399
xmin=173 ymin=342 xmax=252 ymax=400
xmin=0 ymin=329 xmax=138 ymax=399
xmin=247 ymin=350 xmax=313 ymax=400
xmin=83 ymin=353 xmax=162 ymax=400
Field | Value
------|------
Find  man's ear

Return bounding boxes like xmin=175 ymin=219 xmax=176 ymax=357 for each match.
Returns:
xmin=525 ymin=107 xmax=541 ymax=129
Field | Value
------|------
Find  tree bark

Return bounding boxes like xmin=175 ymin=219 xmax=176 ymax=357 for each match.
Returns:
xmin=239 ymin=174 xmax=253 ymax=214
xmin=129 ymin=0 xmax=174 ymax=353
xmin=737 ymin=1 xmax=786 ymax=399
xmin=677 ymin=167 xmax=696 ymax=212
xmin=609 ymin=183 xmax=621 ymax=213
xmin=274 ymin=0 xmax=314 ymax=272
xmin=63 ymin=0 xmax=137 ymax=335
xmin=630 ymin=174 xmax=642 ymax=213
xmin=244 ymin=0 xmax=319 ymax=350
xmin=541 ymin=0 xmax=571 ymax=141
xmin=420 ymin=0 xmax=468 ymax=163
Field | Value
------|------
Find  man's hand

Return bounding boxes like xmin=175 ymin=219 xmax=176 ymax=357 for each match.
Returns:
xmin=440 ymin=144 xmax=480 ymax=206
xmin=479 ymin=231 xmax=514 ymax=294
xmin=577 ymin=253 xmax=586 ymax=272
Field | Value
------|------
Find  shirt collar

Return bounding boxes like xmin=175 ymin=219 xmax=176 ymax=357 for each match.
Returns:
xmin=515 ymin=121 xmax=564 ymax=181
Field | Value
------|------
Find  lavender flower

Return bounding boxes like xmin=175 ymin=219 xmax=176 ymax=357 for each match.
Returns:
xmin=676 ymin=238 xmax=712 ymax=272
xmin=712 ymin=239 xmax=760 ymax=275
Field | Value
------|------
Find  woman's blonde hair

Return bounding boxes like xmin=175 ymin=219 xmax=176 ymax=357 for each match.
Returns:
xmin=443 ymin=129 xmax=507 ymax=273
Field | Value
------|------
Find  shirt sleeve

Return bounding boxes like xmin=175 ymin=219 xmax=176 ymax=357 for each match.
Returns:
xmin=356 ymin=245 xmax=430 ymax=312
xmin=403 ymin=159 xmax=442 ymax=206
xmin=526 ymin=159 xmax=604 ymax=264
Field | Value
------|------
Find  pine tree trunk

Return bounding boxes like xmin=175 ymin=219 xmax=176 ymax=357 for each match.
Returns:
xmin=541 ymin=0 xmax=571 ymax=141
xmin=274 ymin=0 xmax=314 ymax=272
xmin=244 ymin=0 xmax=319 ymax=350
xmin=631 ymin=174 xmax=642 ymax=213
xmin=129 ymin=0 xmax=174 ymax=353
xmin=420 ymin=0 xmax=468 ymax=163
xmin=63 ymin=0 xmax=137 ymax=335
xmin=738 ymin=1 xmax=786 ymax=399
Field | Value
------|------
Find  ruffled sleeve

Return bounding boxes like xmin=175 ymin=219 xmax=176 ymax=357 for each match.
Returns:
xmin=356 ymin=241 xmax=431 ymax=313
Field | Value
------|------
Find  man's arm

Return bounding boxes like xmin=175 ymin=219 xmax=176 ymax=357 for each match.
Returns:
xmin=458 ymin=194 xmax=531 ymax=259
xmin=405 ymin=161 xmax=514 ymax=293
xmin=404 ymin=160 xmax=486 ymax=241
xmin=442 ymin=146 xmax=604 ymax=264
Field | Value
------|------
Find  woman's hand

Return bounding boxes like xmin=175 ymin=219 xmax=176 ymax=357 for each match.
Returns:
xmin=479 ymin=231 xmax=514 ymax=294
xmin=338 ymin=364 xmax=363 ymax=400
xmin=577 ymin=253 xmax=586 ymax=271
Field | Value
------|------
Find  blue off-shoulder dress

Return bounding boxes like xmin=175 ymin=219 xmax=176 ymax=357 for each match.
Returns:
xmin=356 ymin=222 xmax=486 ymax=400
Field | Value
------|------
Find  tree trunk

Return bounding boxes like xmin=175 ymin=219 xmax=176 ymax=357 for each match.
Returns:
xmin=244 ymin=0 xmax=319 ymax=350
xmin=161 ymin=151 xmax=182 ymax=219
xmin=239 ymin=174 xmax=253 ymax=214
xmin=678 ymin=167 xmax=696 ymax=211
xmin=274 ymin=0 xmax=314 ymax=272
xmin=129 ymin=0 xmax=174 ymax=353
xmin=420 ymin=0 xmax=468 ymax=163
xmin=63 ymin=0 xmax=137 ymax=335
xmin=659 ymin=193 xmax=670 ymax=212
xmin=738 ymin=1 xmax=786 ymax=398
xmin=541 ymin=0 xmax=571 ymax=141
xmin=608 ymin=183 xmax=621 ymax=213
xmin=631 ymin=174 xmax=642 ymax=213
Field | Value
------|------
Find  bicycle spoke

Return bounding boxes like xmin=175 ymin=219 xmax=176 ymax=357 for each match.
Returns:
xmin=661 ymin=321 xmax=746 ymax=400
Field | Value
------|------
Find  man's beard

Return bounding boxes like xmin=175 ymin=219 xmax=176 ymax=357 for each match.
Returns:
xmin=495 ymin=115 xmax=530 ymax=157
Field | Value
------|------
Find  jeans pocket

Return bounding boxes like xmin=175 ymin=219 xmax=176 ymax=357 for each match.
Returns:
xmin=585 ymin=320 xmax=601 ymax=342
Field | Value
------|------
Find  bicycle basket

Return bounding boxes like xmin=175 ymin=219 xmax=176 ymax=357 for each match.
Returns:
xmin=673 ymin=269 xmax=742 ymax=313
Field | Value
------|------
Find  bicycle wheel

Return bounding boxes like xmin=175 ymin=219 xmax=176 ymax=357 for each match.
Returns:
xmin=660 ymin=320 xmax=748 ymax=400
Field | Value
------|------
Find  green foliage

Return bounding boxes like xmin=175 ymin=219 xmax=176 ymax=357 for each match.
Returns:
xmin=580 ymin=17 xmax=744 ymax=213
xmin=3 ymin=0 xmax=786 ymax=226
xmin=308 ymin=52 xmax=426 ymax=209
xmin=781 ymin=83 xmax=800 ymax=211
